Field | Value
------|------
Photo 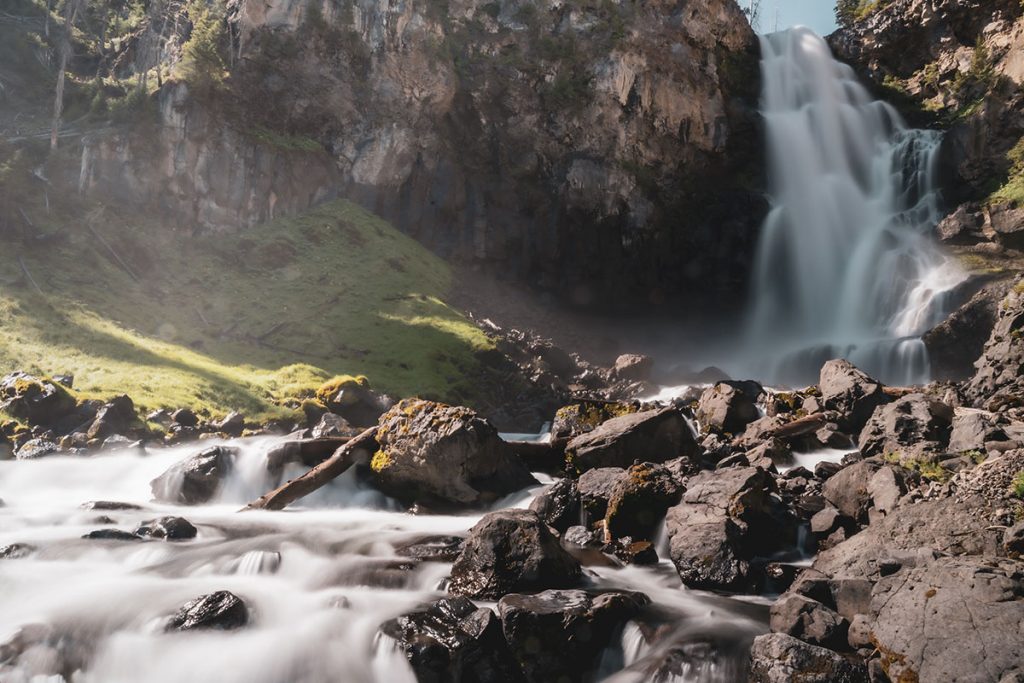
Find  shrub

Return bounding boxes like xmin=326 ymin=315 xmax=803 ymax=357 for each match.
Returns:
xmin=180 ymin=0 xmax=227 ymax=92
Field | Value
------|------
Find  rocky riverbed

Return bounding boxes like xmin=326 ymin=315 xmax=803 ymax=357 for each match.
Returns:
xmin=2 ymin=280 xmax=1024 ymax=682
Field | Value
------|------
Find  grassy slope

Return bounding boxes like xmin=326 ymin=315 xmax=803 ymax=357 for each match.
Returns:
xmin=0 ymin=198 xmax=494 ymax=421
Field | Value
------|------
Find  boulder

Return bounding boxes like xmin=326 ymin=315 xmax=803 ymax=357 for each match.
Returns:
xmin=818 ymin=360 xmax=890 ymax=432
xmin=935 ymin=202 xmax=986 ymax=245
xmin=315 ymin=375 xmax=390 ymax=426
xmin=604 ymin=462 xmax=682 ymax=541
xmin=498 ymin=590 xmax=648 ymax=683
xmin=134 ymin=516 xmax=198 ymax=541
xmin=748 ymin=633 xmax=868 ymax=683
xmin=310 ymin=412 xmax=350 ymax=438
xmin=0 ymin=543 xmax=36 ymax=559
xmin=612 ymin=354 xmax=654 ymax=382
xmin=577 ymin=467 xmax=625 ymax=524
xmin=170 ymin=408 xmax=199 ymax=428
xmin=768 ymin=594 xmax=849 ymax=650
xmin=381 ymin=596 xmax=523 ymax=683
xmin=82 ymin=529 xmax=142 ymax=541
xmin=528 ymin=478 xmax=580 ymax=533
xmin=394 ymin=536 xmax=465 ymax=563
xmin=870 ymin=557 xmax=1024 ymax=683
xmin=0 ymin=373 xmax=76 ymax=427
xmin=165 ymin=591 xmax=248 ymax=631
xmin=15 ymin=438 xmax=61 ymax=460
xmin=86 ymin=395 xmax=136 ymax=441
xmin=866 ymin=466 xmax=910 ymax=517
xmin=964 ymin=282 xmax=1024 ymax=410
xmin=924 ymin=279 xmax=1015 ymax=381
xmin=213 ymin=412 xmax=245 ymax=437
xmin=695 ymin=382 xmax=761 ymax=435
xmin=949 ymin=410 xmax=1009 ymax=453
xmin=1004 ymin=522 xmax=1024 ymax=554
xmin=821 ymin=460 xmax=881 ymax=523
xmin=990 ymin=203 xmax=1024 ymax=250
xmin=564 ymin=408 xmax=698 ymax=474
xmin=857 ymin=394 xmax=953 ymax=459
xmin=150 ymin=445 xmax=238 ymax=504
xmin=550 ymin=401 xmax=640 ymax=440
xmin=448 ymin=510 xmax=581 ymax=600
xmin=373 ymin=399 xmax=537 ymax=509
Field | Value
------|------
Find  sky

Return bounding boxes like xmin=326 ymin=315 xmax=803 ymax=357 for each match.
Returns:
xmin=757 ymin=0 xmax=838 ymax=36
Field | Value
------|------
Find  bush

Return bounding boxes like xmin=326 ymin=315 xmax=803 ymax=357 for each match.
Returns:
xmin=180 ymin=0 xmax=227 ymax=92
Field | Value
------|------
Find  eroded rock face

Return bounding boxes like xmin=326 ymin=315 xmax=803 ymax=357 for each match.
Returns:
xmin=748 ymin=633 xmax=868 ymax=683
xmin=448 ymin=510 xmax=581 ymax=600
xmin=964 ymin=282 xmax=1024 ymax=410
xmin=924 ymin=278 xmax=1016 ymax=381
xmin=373 ymin=399 xmax=537 ymax=508
xmin=857 ymin=394 xmax=953 ymax=459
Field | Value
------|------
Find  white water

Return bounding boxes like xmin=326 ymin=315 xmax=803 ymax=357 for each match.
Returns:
xmin=0 ymin=438 xmax=767 ymax=682
xmin=743 ymin=27 xmax=967 ymax=386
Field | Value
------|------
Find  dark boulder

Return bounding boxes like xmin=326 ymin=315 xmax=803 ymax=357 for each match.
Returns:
xmin=577 ymin=467 xmax=625 ymax=524
xmin=134 ymin=516 xmax=198 ymax=541
xmin=990 ymin=203 xmax=1024 ymax=250
xmin=213 ymin=412 xmax=246 ymax=437
xmin=857 ymin=394 xmax=953 ymax=459
xmin=768 ymin=594 xmax=849 ymax=650
xmin=170 ymin=408 xmax=199 ymax=428
xmin=550 ymin=400 xmax=639 ymax=440
xmin=150 ymin=445 xmax=238 ymax=505
xmin=818 ymin=360 xmax=890 ymax=432
xmin=448 ymin=510 xmax=581 ymax=600
xmin=165 ymin=590 xmax=249 ymax=631
xmin=564 ymin=408 xmax=698 ymax=474
xmin=964 ymin=281 xmax=1024 ymax=410
xmin=528 ymin=478 xmax=580 ymax=533
xmin=0 ymin=373 xmax=76 ymax=427
xmin=924 ymin=278 xmax=1015 ymax=381
xmin=604 ymin=462 xmax=682 ymax=541
xmin=373 ymin=400 xmax=537 ymax=509
xmin=381 ymin=596 xmax=523 ymax=683
xmin=82 ymin=529 xmax=142 ymax=542
xmin=695 ymin=382 xmax=761 ymax=435
xmin=612 ymin=354 xmax=654 ymax=382
xmin=86 ymin=395 xmax=136 ymax=441
xmin=748 ymin=633 xmax=868 ymax=683
xmin=498 ymin=590 xmax=649 ymax=683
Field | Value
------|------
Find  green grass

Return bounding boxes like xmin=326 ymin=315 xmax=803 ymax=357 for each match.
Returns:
xmin=1012 ymin=471 xmax=1024 ymax=499
xmin=0 ymin=199 xmax=494 ymax=421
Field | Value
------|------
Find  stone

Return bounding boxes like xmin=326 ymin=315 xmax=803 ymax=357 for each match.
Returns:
xmin=150 ymin=445 xmax=238 ymax=504
xmin=563 ymin=526 xmax=598 ymax=547
xmin=498 ymin=590 xmax=649 ymax=683
xmin=309 ymin=412 xmax=350 ymax=438
xmin=15 ymin=438 xmax=61 ymax=460
xmin=949 ymin=410 xmax=1009 ymax=453
xmin=847 ymin=613 xmax=872 ymax=650
xmin=0 ymin=543 xmax=36 ymax=559
xmin=165 ymin=591 xmax=248 ymax=631
xmin=528 ymin=478 xmax=580 ymax=533
xmin=564 ymin=408 xmax=698 ymax=474
xmin=0 ymin=373 xmax=76 ymax=427
xmin=924 ymin=279 xmax=1016 ymax=381
xmin=82 ymin=529 xmax=142 ymax=542
xmin=964 ymin=283 xmax=1024 ymax=410
xmin=315 ymin=376 xmax=390 ymax=427
xmin=612 ymin=354 xmax=654 ymax=382
xmin=990 ymin=203 xmax=1024 ymax=250
xmin=577 ymin=467 xmax=626 ymax=523
xmin=604 ymin=462 xmax=682 ymax=541
xmin=818 ymin=360 xmax=890 ymax=432
xmin=550 ymin=401 xmax=640 ymax=440
xmin=1005 ymin=522 xmax=1024 ymax=554
xmin=448 ymin=510 xmax=581 ymax=600
xmin=601 ymin=538 xmax=659 ymax=565
xmin=695 ymin=382 xmax=761 ymax=435
xmin=86 ymin=395 xmax=136 ymax=441
xmin=134 ymin=516 xmax=198 ymax=541
xmin=394 ymin=536 xmax=465 ymax=563
xmin=822 ymin=460 xmax=881 ymax=523
xmin=857 ymin=393 xmax=953 ymax=458
xmin=214 ymin=411 xmax=245 ymax=437
xmin=373 ymin=399 xmax=537 ymax=508
xmin=748 ymin=633 xmax=868 ymax=683
xmin=814 ymin=460 xmax=844 ymax=480
xmin=768 ymin=594 xmax=849 ymax=650
xmin=866 ymin=466 xmax=910 ymax=517
xmin=381 ymin=596 xmax=522 ymax=683
xmin=171 ymin=408 xmax=199 ymax=428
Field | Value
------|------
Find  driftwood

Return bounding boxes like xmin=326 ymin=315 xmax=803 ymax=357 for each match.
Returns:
xmin=768 ymin=413 xmax=833 ymax=441
xmin=243 ymin=427 xmax=377 ymax=511
xmin=507 ymin=438 xmax=567 ymax=474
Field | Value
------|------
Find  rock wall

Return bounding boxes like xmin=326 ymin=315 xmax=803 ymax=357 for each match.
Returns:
xmin=80 ymin=0 xmax=764 ymax=311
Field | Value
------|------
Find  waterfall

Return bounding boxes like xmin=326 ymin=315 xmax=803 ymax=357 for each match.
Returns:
xmin=743 ymin=27 xmax=967 ymax=386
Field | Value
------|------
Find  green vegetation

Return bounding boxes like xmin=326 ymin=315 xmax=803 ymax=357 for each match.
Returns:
xmin=883 ymin=452 xmax=953 ymax=483
xmin=1012 ymin=471 xmax=1024 ymax=499
xmin=835 ymin=0 xmax=892 ymax=26
xmin=990 ymin=137 xmax=1024 ymax=207
xmin=0 ymin=198 xmax=495 ymax=421
xmin=179 ymin=0 xmax=228 ymax=92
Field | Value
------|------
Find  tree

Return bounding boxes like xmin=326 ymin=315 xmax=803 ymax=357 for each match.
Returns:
xmin=743 ymin=0 xmax=763 ymax=31
xmin=180 ymin=0 xmax=227 ymax=92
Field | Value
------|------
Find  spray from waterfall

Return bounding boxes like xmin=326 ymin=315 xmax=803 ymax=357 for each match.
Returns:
xmin=743 ymin=27 xmax=966 ymax=386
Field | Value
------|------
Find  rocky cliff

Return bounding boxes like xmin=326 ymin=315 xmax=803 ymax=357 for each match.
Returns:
xmin=79 ymin=0 xmax=763 ymax=311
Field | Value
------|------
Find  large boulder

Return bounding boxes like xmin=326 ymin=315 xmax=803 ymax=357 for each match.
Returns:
xmin=315 ymin=375 xmax=391 ymax=427
xmin=165 ymin=591 xmax=248 ymax=632
xmin=948 ymin=410 xmax=1009 ymax=453
xmin=857 ymin=394 xmax=953 ymax=459
xmin=821 ymin=460 xmax=881 ymax=523
xmin=448 ymin=510 xmax=581 ymax=600
xmin=550 ymin=401 xmax=640 ymax=440
xmin=577 ymin=467 xmax=625 ymax=524
xmin=381 ymin=596 xmax=523 ymax=683
xmin=870 ymin=557 xmax=1024 ymax=683
xmin=85 ymin=395 xmax=136 ymax=441
xmin=604 ymin=461 xmax=682 ymax=541
xmin=498 ymin=590 xmax=649 ymax=683
xmin=695 ymin=382 xmax=761 ymax=435
xmin=768 ymin=594 xmax=849 ymax=650
xmin=923 ymin=278 xmax=1016 ymax=381
xmin=564 ymin=408 xmax=698 ymax=474
xmin=964 ymin=282 xmax=1024 ymax=410
xmin=373 ymin=400 xmax=537 ymax=509
xmin=150 ymin=445 xmax=238 ymax=505
xmin=0 ymin=373 xmax=76 ymax=427
xmin=818 ymin=360 xmax=890 ymax=432
xmin=528 ymin=478 xmax=580 ymax=533
xmin=748 ymin=633 xmax=868 ymax=683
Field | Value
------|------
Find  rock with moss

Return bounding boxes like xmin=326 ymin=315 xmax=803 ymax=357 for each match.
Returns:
xmin=550 ymin=400 xmax=640 ymax=440
xmin=564 ymin=408 xmax=698 ymax=474
xmin=372 ymin=399 xmax=537 ymax=509
xmin=0 ymin=372 xmax=77 ymax=428
xmin=315 ymin=375 xmax=390 ymax=427
xmin=748 ymin=633 xmax=868 ymax=683
xmin=695 ymin=381 xmax=761 ymax=435
xmin=604 ymin=462 xmax=682 ymax=541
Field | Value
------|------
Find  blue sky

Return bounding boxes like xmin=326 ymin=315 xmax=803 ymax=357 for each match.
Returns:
xmin=757 ymin=0 xmax=838 ymax=36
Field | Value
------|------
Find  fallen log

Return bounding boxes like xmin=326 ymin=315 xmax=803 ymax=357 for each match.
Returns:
xmin=768 ymin=413 xmax=833 ymax=441
xmin=243 ymin=427 xmax=377 ymax=511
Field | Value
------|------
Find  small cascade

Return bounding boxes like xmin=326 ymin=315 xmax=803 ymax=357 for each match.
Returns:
xmin=743 ymin=27 xmax=967 ymax=386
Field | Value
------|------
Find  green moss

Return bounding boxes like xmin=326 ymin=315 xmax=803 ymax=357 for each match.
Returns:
xmin=371 ymin=448 xmax=392 ymax=472
xmin=1011 ymin=471 xmax=1024 ymax=499
xmin=315 ymin=375 xmax=370 ymax=405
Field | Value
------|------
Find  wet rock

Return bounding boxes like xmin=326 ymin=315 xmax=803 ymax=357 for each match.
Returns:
xmin=381 ymin=596 xmax=523 ymax=683
xmin=577 ymin=467 xmax=625 ymax=524
xmin=80 ymin=500 xmax=144 ymax=511
xmin=395 ymin=535 xmax=465 ymax=563
xmin=563 ymin=525 xmax=599 ymax=548
xmin=601 ymin=538 xmax=659 ymax=565
xmin=214 ymin=411 xmax=246 ymax=437
xmin=612 ymin=354 xmax=654 ymax=382
xmin=924 ymin=279 xmax=1016 ymax=381
xmin=166 ymin=590 xmax=249 ymax=631
xmin=529 ymin=478 xmax=580 ymax=533
xmin=150 ymin=445 xmax=238 ymax=505
xmin=171 ymin=408 xmax=199 ymax=428
xmin=310 ymin=412 xmax=351 ymax=438
xmin=550 ymin=400 xmax=640 ymax=440
xmin=498 ymin=590 xmax=649 ymax=683
xmin=265 ymin=437 xmax=352 ymax=479
xmin=82 ymin=529 xmax=142 ymax=541
xmin=604 ymin=462 xmax=682 ymax=541
xmin=964 ymin=282 xmax=1024 ymax=410
xmin=15 ymin=438 xmax=61 ymax=460
xmin=822 ymin=460 xmax=881 ymax=523
xmin=769 ymin=594 xmax=849 ymax=650
xmin=564 ymin=408 xmax=698 ymax=474
xmin=870 ymin=557 xmax=1024 ymax=683
xmin=818 ymin=360 xmax=890 ymax=432
xmin=857 ymin=393 xmax=953 ymax=459
xmin=373 ymin=399 xmax=537 ymax=509
xmin=134 ymin=516 xmax=198 ymax=541
xmin=748 ymin=633 xmax=868 ymax=683
xmin=0 ymin=543 xmax=36 ymax=559
xmin=0 ymin=372 xmax=77 ymax=427
xmin=695 ymin=382 xmax=761 ymax=435
xmin=86 ymin=395 xmax=136 ymax=441
xmin=449 ymin=510 xmax=581 ymax=600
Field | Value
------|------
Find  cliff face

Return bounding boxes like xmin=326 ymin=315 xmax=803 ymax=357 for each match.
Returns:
xmin=81 ymin=0 xmax=763 ymax=311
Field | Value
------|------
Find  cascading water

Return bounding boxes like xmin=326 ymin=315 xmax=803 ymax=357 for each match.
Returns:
xmin=744 ymin=27 xmax=967 ymax=386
